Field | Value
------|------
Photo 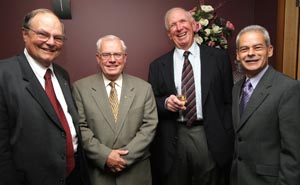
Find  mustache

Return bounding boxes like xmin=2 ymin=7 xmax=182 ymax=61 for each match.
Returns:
xmin=244 ymin=57 xmax=259 ymax=62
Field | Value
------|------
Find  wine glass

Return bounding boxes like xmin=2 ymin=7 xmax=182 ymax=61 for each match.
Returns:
xmin=176 ymin=85 xmax=187 ymax=122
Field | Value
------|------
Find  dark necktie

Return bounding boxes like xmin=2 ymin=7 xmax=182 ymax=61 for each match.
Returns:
xmin=239 ymin=79 xmax=253 ymax=117
xmin=44 ymin=69 xmax=75 ymax=176
xmin=182 ymin=51 xmax=197 ymax=125
xmin=109 ymin=81 xmax=119 ymax=122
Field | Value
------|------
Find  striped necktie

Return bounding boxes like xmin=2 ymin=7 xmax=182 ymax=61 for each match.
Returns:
xmin=109 ymin=81 xmax=119 ymax=122
xmin=182 ymin=51 xmax=197 ymax=125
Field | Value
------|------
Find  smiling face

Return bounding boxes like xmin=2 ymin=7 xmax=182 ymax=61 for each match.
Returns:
xmin=166 ymin=8 xmax=197 ymax=50
xmin=236 ymin=30 xmax=273 ymax=78
xmin=22 ymin=12 xmax=64 ymax=67
xmin=96 ymin=38 xmax=127 ymax=81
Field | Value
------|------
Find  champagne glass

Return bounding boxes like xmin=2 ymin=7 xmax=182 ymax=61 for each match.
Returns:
xmin=176 ymin=85 xmax=187 ymax=122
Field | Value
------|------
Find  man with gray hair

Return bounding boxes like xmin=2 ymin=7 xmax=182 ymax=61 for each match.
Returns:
xmin=72 ymin=35 xmax=158 ymax=185
xmin=231 ymin=25 xmax=300 ymax=185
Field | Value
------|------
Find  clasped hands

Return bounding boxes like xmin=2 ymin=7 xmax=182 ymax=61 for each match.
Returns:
xmin=105 ymin=149 xmax=128 ymax=173
xmin=166 ymin=95 xmax=186 ymax=112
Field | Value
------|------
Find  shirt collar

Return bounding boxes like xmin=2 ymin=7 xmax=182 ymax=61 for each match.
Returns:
xmin=247 ymin=65 xmax=269 ymax=89
xmin=174 ymin=41 xmax=198 ymax=59
xmin=103 ymin=74 xmax=123 ymax=88
xmin=24 ymin=48 xmax=54 ymax=78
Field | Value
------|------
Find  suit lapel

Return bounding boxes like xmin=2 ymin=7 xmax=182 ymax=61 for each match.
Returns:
xmin=237 ymin=67 xmax=274 ymax=131
xmin=232 ymin=79 xmax=244 ymax=130
xmin=162 ymin=49 xmax=177 ymax=94
xmin=114 ymin=74 xmax=135 ymax=141
xmin=18 ymin=54 xmax=64 ymax=130
xmin=90 ymin=73 xmax=116 ymax=131
xmin=54 ymin=66 xmax=80 ymax=132
xmin=199 ymin=45 xmax=211 ymax=105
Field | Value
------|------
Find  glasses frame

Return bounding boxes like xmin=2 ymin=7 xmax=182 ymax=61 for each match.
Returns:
xmin=24 ymin=26 xmax=66 ymax=44
xmin=98 ymin=52 xmax=126 ymax=60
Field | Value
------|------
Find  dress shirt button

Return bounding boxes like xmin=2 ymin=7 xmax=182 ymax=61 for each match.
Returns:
xmin=59 ymin=178 xmax=65 ymax=184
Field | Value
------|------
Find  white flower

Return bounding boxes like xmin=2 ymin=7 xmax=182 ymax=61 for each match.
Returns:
xmin=194 ymin=33 xmax=203 ymax=44
xmin=200 ymin=5 xmax=214 ymax=13
xmin=212 ymin=24 xmax=222 ymax=33
xmin=204 ymin=28 xmax=211 ymax=36
xmin=199 ymin=18 xmax=209 ymax=26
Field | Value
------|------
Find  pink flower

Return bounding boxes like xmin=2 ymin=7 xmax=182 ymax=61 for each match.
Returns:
xmin=208 ymin=41 xmax=216 ymax=47
xmin=226 ymin=21 xmax=235 ymax=31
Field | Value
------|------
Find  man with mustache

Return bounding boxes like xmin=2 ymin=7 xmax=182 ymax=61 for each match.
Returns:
xmin=230 ymin=25 xmax=300 ymax=185
xmin=148 ymin=7 xmax=234 ymax=185
xmin=0 ymin=9 xmax=91 ymax=185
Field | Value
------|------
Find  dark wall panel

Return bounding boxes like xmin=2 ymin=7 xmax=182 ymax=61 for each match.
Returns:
xmin=0 ymin=0 xmax=277 ymax=82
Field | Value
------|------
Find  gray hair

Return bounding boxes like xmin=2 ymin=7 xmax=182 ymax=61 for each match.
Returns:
xmin=236 ymin=25 xmax=271 ymax=48
xmin=22 ymin=8 xmax=64 ymax=32
xmin=96 ymin=35 xmax=127 ymax=53
xmin=164 ymin=7 xmax=194 ymax=31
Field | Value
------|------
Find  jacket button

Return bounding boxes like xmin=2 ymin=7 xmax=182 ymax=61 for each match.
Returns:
xmin=59 ymin=178 xmax=65 ymax=184
xmin=238 ymin=137 xmax=242 ymax=141
xmin=238 ymin=156 xmax=242 ymax=161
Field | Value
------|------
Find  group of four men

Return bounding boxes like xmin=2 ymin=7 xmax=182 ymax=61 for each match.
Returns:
xmin=1 ymin=6 xmax=299 ymax=185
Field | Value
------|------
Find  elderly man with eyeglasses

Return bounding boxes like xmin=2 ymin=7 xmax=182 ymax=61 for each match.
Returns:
xmin=0 ymin=9 xmax=91 ymax=185
xmin=72 ymin=35 xmax=158 ymax=185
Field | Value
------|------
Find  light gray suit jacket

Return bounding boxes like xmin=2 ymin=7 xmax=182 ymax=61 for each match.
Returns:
xmin=72 ymin=72 xmax=158 ymax=185
xmin=230 ymin=66 xmax=300 ymax=185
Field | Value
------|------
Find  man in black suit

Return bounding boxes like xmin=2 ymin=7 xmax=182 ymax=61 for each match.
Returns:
xmin=0 ymin=9 xmax=90 ymax=185
xmin=148 ymin=7 xmax=234 ymax=185
xmin=230 ymin=25 xmax=300 ymax=185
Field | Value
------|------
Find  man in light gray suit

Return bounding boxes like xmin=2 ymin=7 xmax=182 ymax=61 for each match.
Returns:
xmin=230 ymin=25 xmax=300 ymax=185
xmin=72 ymin=35 xmax=158 ymax=185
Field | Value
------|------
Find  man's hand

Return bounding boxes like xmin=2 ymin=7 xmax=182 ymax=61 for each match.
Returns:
xmin=166 ymin=95 xmax=186 ymax=112
xmin=106 ymin=149 xmax=128 ymax=173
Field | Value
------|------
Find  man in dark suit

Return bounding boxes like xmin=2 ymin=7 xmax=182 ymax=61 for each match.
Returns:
xmin=148 ymin=7 xmax=234 ymax=185
xmin=0 ymin=9 xmax=90 ymax=185
xmin=72 ymin=35 xmax=158 ymax=185
xmin=230 ymin=25 xmax=300 ymax=185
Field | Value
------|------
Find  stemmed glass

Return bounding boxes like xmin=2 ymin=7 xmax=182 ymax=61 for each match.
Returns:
xmin=176 ymin=85 xmax=187 ymax=122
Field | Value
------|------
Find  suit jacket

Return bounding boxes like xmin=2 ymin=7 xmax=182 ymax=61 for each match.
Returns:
xmin=72 ymin=72 xmax=158 ymax=185
xmin=231 ymin=66 xmax=300 ymax=185
xmin=0 ymin=54 xmax=91 ymax=185
xmin=148 ymin=44 xmax=234 ymax=178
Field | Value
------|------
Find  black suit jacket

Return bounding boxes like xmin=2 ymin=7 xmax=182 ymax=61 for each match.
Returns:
xmin=148 ymin=44 xmax=234 ymax=177
xmin=0 ymin=54 xmax=90 ymax=185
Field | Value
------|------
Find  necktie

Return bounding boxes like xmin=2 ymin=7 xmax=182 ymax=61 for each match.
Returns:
xmin=239 ymin=79 xmax=253 ymax=116
xmin=182 ymin=51 xmax=197 ymax=125
xmin=44 ymin=69 xmax=75 ymax=176
xmin=109 ymin=82 xmax=119 ymax=122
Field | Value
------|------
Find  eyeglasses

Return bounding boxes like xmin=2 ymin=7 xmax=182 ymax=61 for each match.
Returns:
xmin=98 ymin=52 xmax=126 ymax=60
xmin=24 ymin=27 xmax=66 ymax=44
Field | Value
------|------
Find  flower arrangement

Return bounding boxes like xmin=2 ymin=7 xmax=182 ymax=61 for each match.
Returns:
xmin=189 ymin=2 xmax=235 ymax=50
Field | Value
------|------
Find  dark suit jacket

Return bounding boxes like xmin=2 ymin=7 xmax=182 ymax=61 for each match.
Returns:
xmin=231 ymin=66 xmax=300 ymax=185
xmin=148 ymin=44 xmax=234 ymax=178
xmin=0 ymin=54 xmax=90 ymax=185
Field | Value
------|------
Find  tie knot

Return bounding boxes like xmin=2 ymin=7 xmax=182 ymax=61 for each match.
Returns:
xmin=243 ymin=79 xmax=252 ymax=91
xmin=183 ymin=51 xmax=190 ymax=59
xmin=109 ymin=81 xmax=115 ymax=88
xmin=44 ymin=69 xmax=52 ymax=80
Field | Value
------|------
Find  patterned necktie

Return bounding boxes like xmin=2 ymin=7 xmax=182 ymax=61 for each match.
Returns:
xmin=109 ymin=81 xmax=119 ymax=122
xmin=182 ymin=51 xmax=197 ymax=125
xmin=239 ymin=79 xmax=253 ymax=117
xmin=44 ymin=69 xmax=75 ymax=176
